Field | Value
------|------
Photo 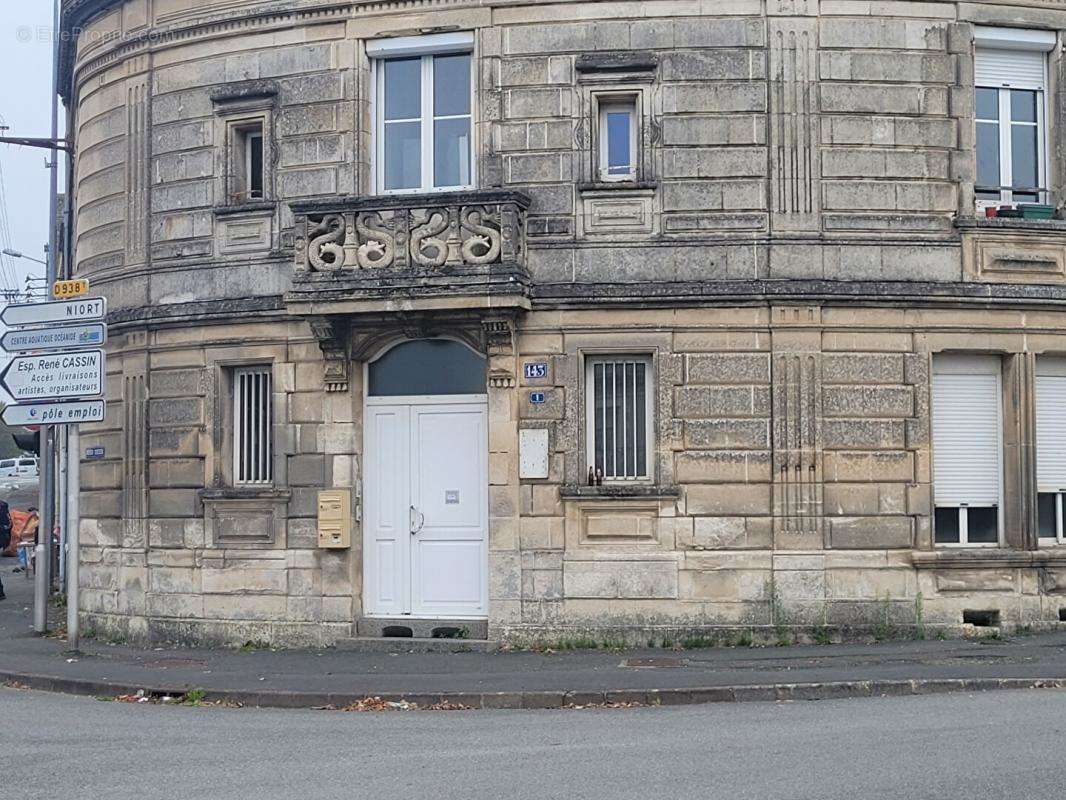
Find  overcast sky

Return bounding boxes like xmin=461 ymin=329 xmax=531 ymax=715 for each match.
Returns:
xmin=0 ymin=4 xmax=65 ymax=402
xmin=0 ymin=4 xmax=61 ymax=292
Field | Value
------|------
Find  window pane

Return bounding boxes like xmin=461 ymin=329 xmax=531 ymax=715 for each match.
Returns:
xmin=609 ymin=366 xmax=618 ymax=480
xmin=1010 ymin=89 xmax=1037 ymax=123
xmin=614 ymin=363 xmax=626 ymax=476
xmin=976 ymin=121 xmax=1000 ymax=195
xmin=975 ymin=87 xmax=999 ymax=120
xmin=248 ymin=134 xmax=264 ymax=198
xmin=1038 ymin=493 xmax=1058 ymax=538
xmin=1011 ymin=123 xmax=1038 ymax=194
xmin=433 ymin=54 xmax=470 ymax=117
xmin=635 ymin=363 xmax=646 ymax=477
xmin=934 ymin=507 xmax=960 ymax=544
xmin=368 ymin=339 xmax=487 ymax=396
xmin=384 ymin=58 xmax=421 ymax=120
xmin=967 ymin=507 xmax=999 ymax=544
xmin=606 ymin=111 xmax=631 ymax=173
xmin=433 ymin=117 xmax=471 ymax=188
xmin=594 ymin=363 xmax=605 ymax=474
xmin=384 ymin=121 xmax=421 ymax=190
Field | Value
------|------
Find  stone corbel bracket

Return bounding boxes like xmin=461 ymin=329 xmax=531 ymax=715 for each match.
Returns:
xmin=308 ymin=316 xmax=351 ymax=393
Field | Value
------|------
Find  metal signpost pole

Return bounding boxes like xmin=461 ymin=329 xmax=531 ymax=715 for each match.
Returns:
xmin=34 ymin=0 xmax=63 ymax=633
xmin=66 ymin=425 xmax=80 ymax=651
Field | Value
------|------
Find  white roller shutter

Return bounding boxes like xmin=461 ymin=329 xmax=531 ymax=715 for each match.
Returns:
xmin=1036 ymin=358 xmax=1066 ymax=490
xmin=932 ymin=357 xmax=1001 ymax=506
xmin=975 ymin=48 xmax=1047 ymax=89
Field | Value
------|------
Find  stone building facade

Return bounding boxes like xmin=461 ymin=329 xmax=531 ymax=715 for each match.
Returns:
xmin=59 ymin=0 xmax=1066 ymax=647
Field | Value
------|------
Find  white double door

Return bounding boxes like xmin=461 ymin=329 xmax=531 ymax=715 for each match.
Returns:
xmin=364 ymin=396 xmax=488 ymax=618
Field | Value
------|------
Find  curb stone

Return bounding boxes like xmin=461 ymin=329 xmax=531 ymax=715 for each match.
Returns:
xmin=3 ymin=669 xmax=1066 ymax=710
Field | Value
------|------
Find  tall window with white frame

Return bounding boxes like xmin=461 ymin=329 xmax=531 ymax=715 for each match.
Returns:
xmin=585 ymin=355 xmax=653 ymax=481
xmin=232 ymin=366 xmax=273 ymax=486
xmin=597 ymin=95 xmax=639 ymax=182
xmin=1036 ymin=357 xmax=1066 ymax=544
xmin=931 ymin=355 xmax=1003 ymax=546
xmin=371 ymin=34 xmax=473 ymax=193
xmin=974 ymin=27 xmax=1056 ymax=207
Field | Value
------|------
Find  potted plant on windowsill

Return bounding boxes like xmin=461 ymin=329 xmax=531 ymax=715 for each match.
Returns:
xmin=1019 ymin=203 xmax=1056 ymax=220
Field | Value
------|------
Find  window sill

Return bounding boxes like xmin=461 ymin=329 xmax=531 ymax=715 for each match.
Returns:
xmin=560 ymin=484 xmax=679 ymax=501
xmin=955 ymin=216 xmax=1066 ymax=233
xmin=577 ymin=181 xmax=658 ymax=194
xmin=200 ymin=487 xmax=290 ymax=502
xmin=912 ymin=548 xmax=1066 ymax=569
xmin=213 ymin=201 xmax=276 ymax=218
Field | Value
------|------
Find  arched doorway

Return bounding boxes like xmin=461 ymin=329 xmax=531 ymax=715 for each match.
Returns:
xmin=363 ymin=339 xmax=489 ymax=619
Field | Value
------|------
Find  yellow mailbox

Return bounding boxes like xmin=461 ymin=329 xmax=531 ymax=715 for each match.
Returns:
xmin=317 ymin=489 xmax=351 ymax=549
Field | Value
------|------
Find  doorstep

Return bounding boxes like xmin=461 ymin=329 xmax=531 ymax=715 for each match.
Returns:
xmin=355 ymin=616 xmax=489 ymax=641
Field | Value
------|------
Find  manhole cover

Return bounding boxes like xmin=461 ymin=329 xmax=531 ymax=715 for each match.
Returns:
xmin=621 ymin=657 xmax=686 ymax=669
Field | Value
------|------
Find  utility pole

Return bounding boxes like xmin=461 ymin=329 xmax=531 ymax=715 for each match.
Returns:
xmin=34 ymin=0 xmax=63 ymax=634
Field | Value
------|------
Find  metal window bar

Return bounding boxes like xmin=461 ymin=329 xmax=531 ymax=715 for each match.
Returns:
xmin=233 ymin=367 xmax=272 ymax=485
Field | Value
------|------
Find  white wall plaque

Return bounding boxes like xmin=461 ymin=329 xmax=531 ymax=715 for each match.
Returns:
xmin=519 ymin=428 xmax=550 ymax=479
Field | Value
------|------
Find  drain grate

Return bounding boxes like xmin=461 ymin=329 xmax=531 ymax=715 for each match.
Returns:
xmin=621 ymin=657 xmax=686 ymax=669
xmin=382 ymin=625 xmax=414 ymax=638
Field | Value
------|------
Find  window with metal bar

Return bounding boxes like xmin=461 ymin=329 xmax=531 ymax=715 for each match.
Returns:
xmin=232 ymin=366 xmax=273 ymax=485
xmin=585 ymin=355 xmax=653 ymax=481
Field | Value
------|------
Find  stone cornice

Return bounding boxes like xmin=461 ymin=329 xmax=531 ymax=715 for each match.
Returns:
xmin=59 ymin=0 xmax=1066 ymax=100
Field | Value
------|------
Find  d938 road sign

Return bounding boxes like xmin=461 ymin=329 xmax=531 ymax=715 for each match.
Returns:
xmin=53 ymin=278 xmax=89 ymax=299
xmin=2 ymin=399 xmax=105 ymax=426
xmin=0 ymin=296 xmax=106 ymax=327
xmin=0 ymin=350 xmax=105 ymax=402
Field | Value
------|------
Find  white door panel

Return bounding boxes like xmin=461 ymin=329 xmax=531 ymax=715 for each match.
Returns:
xmin=364 ymin=405 xmax=410 ymax=616
xmin=364 ymin=399 xmax=487 ymax=618
xmin=410 ymin=405 xmax=487 ymax=616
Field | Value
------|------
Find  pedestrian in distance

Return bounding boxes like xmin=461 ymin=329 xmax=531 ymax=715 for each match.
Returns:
xmin=0 ymin=500 xmax=11 ymax=600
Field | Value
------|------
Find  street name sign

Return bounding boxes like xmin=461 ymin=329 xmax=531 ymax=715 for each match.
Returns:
xmin=2 ymin=399 xmax=105 ymax=426
xmin=0 ymin=350 xmax=105 ymax=402
xmin=53 ymin=278 xmax=89 ymax=300
xmin=1 ymin=322 xmax=106 ymax=354
xmin=0 ymin=296 xmax=106 ymax=327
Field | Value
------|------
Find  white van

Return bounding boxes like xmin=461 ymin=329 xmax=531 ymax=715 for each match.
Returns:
xmin=17 ymin=457 xmax=38 ymax=477
xmin=0 ymin=459 xmax=17 ymax=478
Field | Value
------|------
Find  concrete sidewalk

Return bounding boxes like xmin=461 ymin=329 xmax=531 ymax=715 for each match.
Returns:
xmin=4 ymin=557 xmax=1066 ymax=709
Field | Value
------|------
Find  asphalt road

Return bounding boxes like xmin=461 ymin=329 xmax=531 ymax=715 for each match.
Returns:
xmin=4 ymin=687 xmax=1065 ymax=800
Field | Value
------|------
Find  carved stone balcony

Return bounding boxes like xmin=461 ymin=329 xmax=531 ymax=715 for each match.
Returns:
xmin=288 ymin=190 xmax=532 ymax=314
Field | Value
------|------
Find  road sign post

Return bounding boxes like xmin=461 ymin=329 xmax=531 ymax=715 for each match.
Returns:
xmin=1 ymin=289 xmax=108 ymax=642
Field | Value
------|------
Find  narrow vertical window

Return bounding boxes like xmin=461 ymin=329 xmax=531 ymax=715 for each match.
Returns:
xmin=229 ymin=121 xmax=266 ymax=203
xmin=1036 ymin=358 xmax=1066 ymax=544
xmin=598 ymin=98 xmax=638 ymax=182
xmin=233 ymin=366 xmax=273 ymax=485
xmin=372 ymin=34 xmax=473 ymax=194
xmin=931 ymin=356 xmax=1002 ymax=546
xmin=246 ymin=129 xmax=264 ymax=200
xmin=586 ymin=355 xmax=652 ymax=480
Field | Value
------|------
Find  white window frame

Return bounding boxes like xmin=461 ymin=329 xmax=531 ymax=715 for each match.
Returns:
xmin=597 ymin=96 xmax=639 ymax=183
xmin=1036 ymin=357 xmax=1066 ymax=545
xmin=584 ymin=354 xmax=654 ymax=482
xmin=974 ymin=27 xmax=1055 ymax=208
xmin=369 ymin=32 xmax=475 ymax=195
xmin=232 ymin=365 xmax=273 ymax=486
xmin=932 ymin=355 xmax=1004 ymax=548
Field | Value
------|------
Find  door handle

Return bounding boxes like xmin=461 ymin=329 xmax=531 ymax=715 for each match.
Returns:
xmin=410 ymin=505 xmax=425 ymax=536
